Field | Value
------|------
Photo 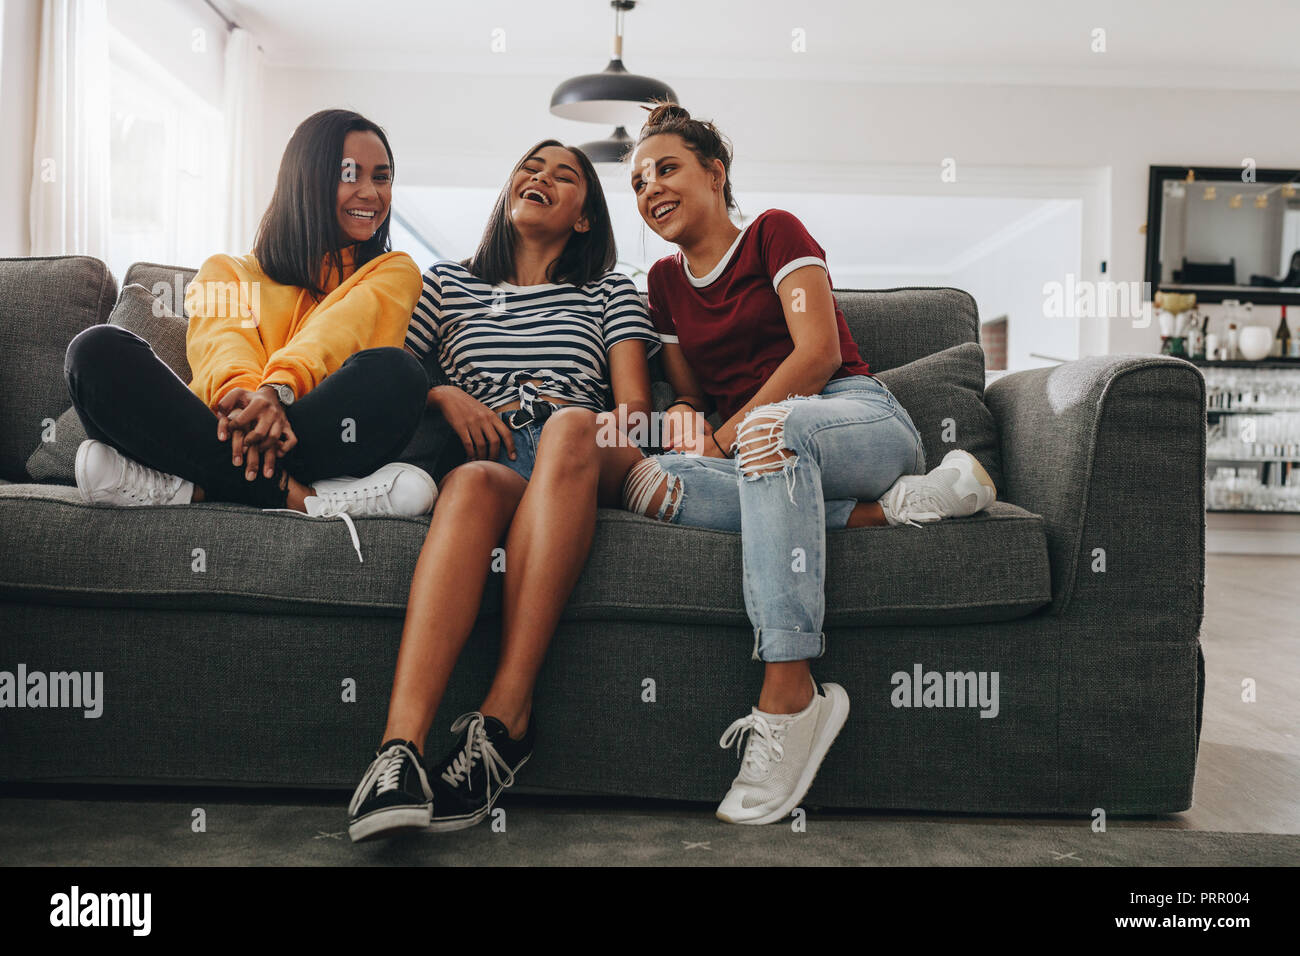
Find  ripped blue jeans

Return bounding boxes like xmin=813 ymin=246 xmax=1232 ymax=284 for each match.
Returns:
xmin=623 ymin=375 xmax=924 ymax=663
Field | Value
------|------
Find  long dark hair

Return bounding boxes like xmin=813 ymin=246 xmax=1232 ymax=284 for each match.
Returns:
xmin=252 ymin=109 xmax=396 ymax=300
xmin=463 ymin=140 xmax=616 ymax=287
xmin=634 ymin=101 xmax=738 ymax=215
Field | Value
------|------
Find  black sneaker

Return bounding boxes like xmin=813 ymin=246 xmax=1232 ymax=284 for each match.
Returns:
xmin=427 ymin=712 xmax=534 ymax=832
xmin=347 ymin=738 xmax=433 ymax=842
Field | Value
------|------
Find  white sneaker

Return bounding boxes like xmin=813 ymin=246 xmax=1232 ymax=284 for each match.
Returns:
xmin=716 ymin=679 xmax=850 ymax=826
xmin=285 ymin=463 xmax=437 ymax=564
xmin=304 ymin=462 xmax=438 ymax=519
xmin=74 ymin=440 xmax=193 ymax=506
xmin=878 ymin=449 xmax=996 ymax=528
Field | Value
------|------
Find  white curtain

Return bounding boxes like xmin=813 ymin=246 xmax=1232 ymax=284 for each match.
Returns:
xmin=29 ymin=0 xmax=112 ymax=258
xmin=222 ymin=27 xmax=265 ymax=254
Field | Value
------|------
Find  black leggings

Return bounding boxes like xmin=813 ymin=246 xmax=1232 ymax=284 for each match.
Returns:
xmin=64 ymin=325 xmax=428 ymax=509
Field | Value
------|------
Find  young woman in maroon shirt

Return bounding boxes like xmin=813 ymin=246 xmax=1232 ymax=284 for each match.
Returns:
xmin=618 ymin=103 xmax=997 ymax=825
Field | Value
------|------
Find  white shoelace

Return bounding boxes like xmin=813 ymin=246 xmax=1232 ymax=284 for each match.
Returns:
xmin=375 ymin=752 xmax=405 ymax=794
xmin=441 ymin=713 xmax=518 ymax=796
xmin=120 ymin=456 xmax=184 ymax=505
xmin=348 ymin=743 xmax=419 ymax=815
xmin=880 ymin=480 xmax=942 ymax=528
xmin=260 ymin=506 xmax=364 ymax=563
xmin=719 ymin=712 xmax=788 ymax=779
xmin=296 ymin=476 xmax=402 ymax=564
xmin=313 ymin=481 xmax=398 ymax=517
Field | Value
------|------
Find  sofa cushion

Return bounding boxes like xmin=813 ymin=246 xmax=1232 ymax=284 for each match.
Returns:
xmin=644 ymin=287 xmax=982 ymax=433
xmin=123 ymin=262 xmax=198 ymax=316
xmin=579 ymin=506 xmax=1049 ymax=626
xmin=836 ymin=287 xmax=980 ymax=373
xmin=0 ymin=256 xmax=117 ymax=481
xmin=26 ymin=283 xmax=192 ymax=485
xmin=0 ymin=486 xmax=1050 ymax=625
xmin=876 ymin=341 xmax=1003 ymax=492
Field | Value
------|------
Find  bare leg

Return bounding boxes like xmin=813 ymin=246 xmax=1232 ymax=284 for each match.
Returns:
xmin=285 ymin=475 xmax=314 ymax=512
xmin=477 ymin=409 xmax=645 ymax=738
xmin=380 ymin=461 xmax=528 ymax=752
xmin=759 ymin=660 xmax=815 ymax=714
xmin=847 ymin=500 xmax=887 ymax=527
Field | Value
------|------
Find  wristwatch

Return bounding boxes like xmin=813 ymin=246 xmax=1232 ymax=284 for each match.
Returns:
xmin=260 ymin=382 xmax=295 ymax=407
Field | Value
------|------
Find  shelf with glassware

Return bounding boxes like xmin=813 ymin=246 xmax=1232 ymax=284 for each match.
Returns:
xmin=1192 ymin=358 xmax=1300 ymax=513
xmin=1158 ymin=294 xmax=1299 ymax=363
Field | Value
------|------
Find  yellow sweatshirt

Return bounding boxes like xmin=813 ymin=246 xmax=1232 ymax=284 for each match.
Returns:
xmin=184 ymin=246 xmax=423 ymax=411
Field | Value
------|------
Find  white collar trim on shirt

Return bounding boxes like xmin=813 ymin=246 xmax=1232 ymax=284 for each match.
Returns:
xmin=680 ymin=220 xmax=752 ymax=288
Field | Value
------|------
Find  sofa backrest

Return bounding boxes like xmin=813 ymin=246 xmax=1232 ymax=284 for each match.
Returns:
xmin=124 ymin=262 xmax=198 ymax=317
xmin=124 ymin=264 xmax=982 ymax=364
xmin=0 ymin=256 xmax=118 ymax=481
xmin=125 ymin=263 xmax=984 ymax=372
xmin=0 ymin=256 xmax=982 ymax=481
xmin=833 ymin=287 xmax=980 ymax=373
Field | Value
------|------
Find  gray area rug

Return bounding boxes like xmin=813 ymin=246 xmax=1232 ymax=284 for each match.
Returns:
xmin=2 ymin=794 xmax=1296 ymax=866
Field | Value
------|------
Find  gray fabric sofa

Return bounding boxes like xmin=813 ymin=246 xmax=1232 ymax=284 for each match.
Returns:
xmin=0 ymin=255 xmax=1206 ymax=815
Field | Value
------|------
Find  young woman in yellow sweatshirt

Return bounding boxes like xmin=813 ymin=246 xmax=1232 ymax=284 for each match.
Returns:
xmin=65 ymin=109 xmax=436 ymax=524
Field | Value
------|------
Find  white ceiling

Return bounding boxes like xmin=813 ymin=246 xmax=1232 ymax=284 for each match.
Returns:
xmin=225 ymin=0 xmax=1300 ymax=89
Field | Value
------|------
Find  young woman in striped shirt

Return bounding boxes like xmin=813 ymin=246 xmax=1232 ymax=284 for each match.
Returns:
xmin=348 ymin=140 xmax=660 ymax=841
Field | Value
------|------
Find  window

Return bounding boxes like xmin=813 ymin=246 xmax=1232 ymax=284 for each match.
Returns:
xmin=388 ymin=211 xmax=442 ymax=270
xmin=107 ymin=26 xmax=223 ymax=283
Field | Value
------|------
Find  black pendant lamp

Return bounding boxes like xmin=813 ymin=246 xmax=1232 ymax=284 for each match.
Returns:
xmin=577 ymin=126 xmax=634 ymax=164
xmin=550 ymin=1 xmax=677 ymax=130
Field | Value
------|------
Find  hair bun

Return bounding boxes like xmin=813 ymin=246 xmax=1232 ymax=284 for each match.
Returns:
xmin=641 ymin=101 xmax=691 ymax=126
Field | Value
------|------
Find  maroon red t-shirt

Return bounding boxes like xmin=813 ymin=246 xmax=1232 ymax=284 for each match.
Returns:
xmin=647 ymin=208 xmax=871 ymax=422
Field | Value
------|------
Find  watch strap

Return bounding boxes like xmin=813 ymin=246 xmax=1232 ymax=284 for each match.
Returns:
xmin=260 ymin=382 xmax=295 ymax=405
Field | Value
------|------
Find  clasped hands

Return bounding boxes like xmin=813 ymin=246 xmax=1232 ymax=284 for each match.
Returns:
xmin=216 ymin=386 xmax=298 ymax=481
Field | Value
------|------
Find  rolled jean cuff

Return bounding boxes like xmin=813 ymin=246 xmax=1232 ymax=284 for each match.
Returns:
xmin=827 ymin=498 xmax=856 ymax=529
xmin=752 ymin=626 xmax=825 ymax=663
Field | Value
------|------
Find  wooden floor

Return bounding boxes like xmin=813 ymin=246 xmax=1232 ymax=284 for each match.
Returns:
xmin=864 ymin=553 xmax=1300 ymax=833
xmin=1178 ymin=553 xmax=1300 ymax=833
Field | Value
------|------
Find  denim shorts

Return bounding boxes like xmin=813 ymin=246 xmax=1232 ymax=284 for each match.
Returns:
xmin=489 ymin=411 xmax=545 ymax=482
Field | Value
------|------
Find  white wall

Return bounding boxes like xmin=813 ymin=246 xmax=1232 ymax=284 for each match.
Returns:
xmin=0 ymin=0 xmax=41 ymax=258
xmin=948 ymin=202 xmax=1082 ymax=370
xmin=6 ymin=13 xmax=1298 ymax=356
xmin=257 ymin=69 xmax=1300 ymax=356
xmin=843 ymin=271 xmax=954 ymax=290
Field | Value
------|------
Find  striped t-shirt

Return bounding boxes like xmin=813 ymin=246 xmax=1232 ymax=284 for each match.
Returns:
xmin=405 ymin=261 xmax=660 ymax=412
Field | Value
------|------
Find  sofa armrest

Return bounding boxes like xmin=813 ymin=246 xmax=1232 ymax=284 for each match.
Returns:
xmin=984 ymin=355 xmax=1206 ymax=624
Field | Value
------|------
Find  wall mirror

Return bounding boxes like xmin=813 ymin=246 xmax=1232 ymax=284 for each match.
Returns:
xmin=1145 ymin=165 xmax=1300 ymax=305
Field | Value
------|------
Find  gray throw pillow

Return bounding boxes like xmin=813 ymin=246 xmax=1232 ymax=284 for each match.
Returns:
xmin=875 ymin=341 xmax=1003 ymax=491
xmin=0 ymin=255 xmax=117 ymax=480
xmin=26 ymin=283 xmax=191 ymax=484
